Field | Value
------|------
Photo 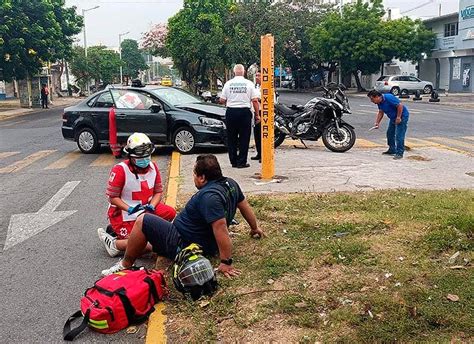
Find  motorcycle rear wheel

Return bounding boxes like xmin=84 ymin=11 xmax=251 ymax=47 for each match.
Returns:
xmin=322 ymin=123 xmax=356 ymax=152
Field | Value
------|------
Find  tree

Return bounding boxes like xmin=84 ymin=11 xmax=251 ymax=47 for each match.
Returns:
xmin=0 ymin=0 xmax=82 ymax=81
xmin=121 ymin=39 xmax=148 ymax=81
xmin=141 ymin=23 xmax=169 ymax=57
xmin=166 ymin=0 xmax=230 ymax=90
xmin=310 ymin=0 xmax=435 ymax=91
xmin=274 ymin=1 xmax=329 ymax=88
xmin=70 ymin=45 xmax=121 ymax=89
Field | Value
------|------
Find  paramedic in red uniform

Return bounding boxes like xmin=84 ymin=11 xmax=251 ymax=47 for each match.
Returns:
xmin=97 ymin=133 xmax=176 ymax=257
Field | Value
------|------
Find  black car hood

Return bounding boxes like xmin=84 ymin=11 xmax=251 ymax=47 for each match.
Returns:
xmin=175 ymin=102 xmax=226 ymax=119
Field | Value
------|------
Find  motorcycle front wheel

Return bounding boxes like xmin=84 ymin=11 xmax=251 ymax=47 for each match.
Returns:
xmin=274 ymin=129 xmax=286 ymax=148
xmin=322 ymin=123 xmax=356 ymax=152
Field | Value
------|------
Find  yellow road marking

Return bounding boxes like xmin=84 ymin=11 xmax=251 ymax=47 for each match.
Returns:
xmin=0 ymin=150 xmax=55 ymax=173
xmin=90 ymin=154 xmax=118 ymax=167
xmin=355 ymin=139 xmax=382 ymax=148
xmin=163 ymin=151 xmax=180 ymax=209
xmin=428 ymin=137 xmax=474 ymax=151
xmin=45 ymin=151 xmax=82 ymax=170
xmin=146 ymin=151 xmax=181 ymax=344
xmin=0 ymin=151 xmax=20 ymax=160
xmin=281 ymin=139 xmax=323 ymax=148
xmin=405 ymin=138 xmax=439 ymax=147
xmin=146 ymin=303 xmax=167 ymax=344
xmin=414 ymin=137 xmax=473 ymax=156
xmin=462 ymin=136 xmax=474 ymax=141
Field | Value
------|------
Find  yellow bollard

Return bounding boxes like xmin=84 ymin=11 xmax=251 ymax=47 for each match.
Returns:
xmin=260 ymin=34 xmax=275 ymax=180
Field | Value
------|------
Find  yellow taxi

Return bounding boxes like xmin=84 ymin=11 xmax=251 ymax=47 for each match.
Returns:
xmin=161 ymin=76 xmax=173 ymax=86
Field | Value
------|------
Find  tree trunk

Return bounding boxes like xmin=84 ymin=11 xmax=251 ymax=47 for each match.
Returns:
xmin=352 ymin=71 xmax=365 ymax=92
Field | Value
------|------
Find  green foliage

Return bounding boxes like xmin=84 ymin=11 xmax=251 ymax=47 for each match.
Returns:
xmin=0 ymin=0 xmax=82 ymax=81
xmin=166 ymin=0 xmax=327 ymax=88
xmin=166 ymin=0 xmax=230 ymax=88
xmin=120 ymin=39 xmax=148 ymax=80
xmin=310 ymin=0 xmax=435 ymax=88
xmin=69 ymin=45 xmax=121 ymax=87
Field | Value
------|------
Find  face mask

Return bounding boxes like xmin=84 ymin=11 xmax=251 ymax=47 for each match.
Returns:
xmin=134 ymin=157 xmax=151 ymax=168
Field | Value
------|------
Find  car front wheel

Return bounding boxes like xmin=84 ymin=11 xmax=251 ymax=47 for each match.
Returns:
xmin=423 ymin=85 xmax=433 ymax=94
xmin=76 ymin=127 xmax=100 ymax=153
xmin=390 ymin=87 xmax=400 ymax=96
xmin=173 ymin=127 xmax=196 ymax=154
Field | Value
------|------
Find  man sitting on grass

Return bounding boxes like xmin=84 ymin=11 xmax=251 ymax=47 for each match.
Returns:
xmin=102 ymin=154 xmax=265 ymax=277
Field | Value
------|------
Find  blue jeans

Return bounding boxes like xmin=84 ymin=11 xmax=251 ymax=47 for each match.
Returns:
xmin=386 ymin=117 xmax=408 ymax=156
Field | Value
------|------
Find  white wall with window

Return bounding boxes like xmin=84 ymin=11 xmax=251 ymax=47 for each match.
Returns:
xmin=419 ymin=0 xmax=474 ymax=93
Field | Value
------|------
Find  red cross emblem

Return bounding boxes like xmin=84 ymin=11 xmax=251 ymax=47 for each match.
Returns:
xmin=132 ymin=181 xmax=153 ymax=205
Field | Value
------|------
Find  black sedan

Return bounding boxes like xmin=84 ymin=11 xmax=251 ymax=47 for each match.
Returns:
xmin=62 ymin=86 xmax=227 ymax=154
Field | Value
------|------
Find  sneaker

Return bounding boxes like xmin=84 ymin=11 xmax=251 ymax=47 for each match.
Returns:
xmin=382 ymin=150 xmax=396 ymax=155
xmin=393 ymin=155 xmax=403 ymax=160
xmin=101 ymin=260 xmax=127 ymax=276
xmin=97 ymin=227 xmax=121 ymax=257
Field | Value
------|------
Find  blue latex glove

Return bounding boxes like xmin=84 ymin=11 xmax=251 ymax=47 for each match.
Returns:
xmin=127 ymin=204 xmax=144 ymax=215
xmin=144 ymin=204 xmax=155 ymax=213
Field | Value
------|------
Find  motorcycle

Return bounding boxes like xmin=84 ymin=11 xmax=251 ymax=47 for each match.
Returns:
xmin=273 ymin=83 xmax=356 ymax=152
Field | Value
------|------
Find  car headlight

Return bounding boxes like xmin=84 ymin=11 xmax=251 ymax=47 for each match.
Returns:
xmin=200 ymin=117 xmax=225 ymax=128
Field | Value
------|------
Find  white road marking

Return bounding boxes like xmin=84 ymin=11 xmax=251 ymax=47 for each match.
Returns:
xmin=4 ymin=181 xmax=80 ymax=250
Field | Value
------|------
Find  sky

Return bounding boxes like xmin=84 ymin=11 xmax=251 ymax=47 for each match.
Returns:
xmin=65 ymin=0 xmax=460 ymax=48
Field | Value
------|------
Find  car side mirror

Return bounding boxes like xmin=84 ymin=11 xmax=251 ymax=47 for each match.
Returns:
xmin=150 ymin=104 xmax=161 ymax=113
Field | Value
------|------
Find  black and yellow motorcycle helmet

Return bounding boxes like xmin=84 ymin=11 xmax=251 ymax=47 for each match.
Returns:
xmin=172 ymin=243 xmax=218 ymax=300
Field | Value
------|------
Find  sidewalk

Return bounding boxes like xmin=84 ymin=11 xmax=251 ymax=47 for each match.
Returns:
xmin=177 ymin=145 xmax=473 ymax=199
xmin=0 ymin=97 xmax=81 ymax=121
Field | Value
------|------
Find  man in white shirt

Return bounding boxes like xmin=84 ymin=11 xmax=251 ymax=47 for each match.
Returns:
xmin=220 ymin=64 xmax=260 ymax=168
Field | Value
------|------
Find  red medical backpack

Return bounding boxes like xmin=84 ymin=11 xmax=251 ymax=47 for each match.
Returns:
xmin=63 ymin=268 xmax=167 ymax=340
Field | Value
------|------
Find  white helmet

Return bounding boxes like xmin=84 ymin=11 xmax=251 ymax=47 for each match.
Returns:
xmin=123 ymin=133 xmax=155 ymax=158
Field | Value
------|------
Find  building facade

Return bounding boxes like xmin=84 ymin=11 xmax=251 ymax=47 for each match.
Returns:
xmin=419 ymin=0 xmax=474 ymax=93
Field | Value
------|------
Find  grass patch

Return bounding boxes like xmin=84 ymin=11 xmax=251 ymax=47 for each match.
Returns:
xmin=166 ymin=189 xmax=474 ymax=343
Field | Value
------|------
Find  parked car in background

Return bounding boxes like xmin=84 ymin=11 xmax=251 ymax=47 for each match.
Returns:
xmin=62 ymin=86 xmax=227 ymax=154
xmin=161 ymin=76 xmax=173 ymax=86
xmin=375 ymin=75 xmax=433 ymax=96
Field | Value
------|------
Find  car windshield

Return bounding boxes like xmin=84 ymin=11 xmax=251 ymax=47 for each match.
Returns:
xmin=377 ymin=76 xmax=389 ymax=81
xmin=150 ymin=88 xmax=201 ymax=106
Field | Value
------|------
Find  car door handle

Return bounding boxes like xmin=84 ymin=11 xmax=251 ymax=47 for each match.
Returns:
xmin=116 ymin=114 xmax=126 ymax=118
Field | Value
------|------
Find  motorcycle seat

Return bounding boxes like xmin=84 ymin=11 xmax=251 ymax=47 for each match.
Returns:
xmin=275 ymin=103 xmax=300 ymax=117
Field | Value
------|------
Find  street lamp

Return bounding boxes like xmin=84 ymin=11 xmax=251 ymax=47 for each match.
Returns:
xmin=82 ymin=5 xmax=100 ymax=95
xmin=119 ymin=31 xmax=130 ymax=85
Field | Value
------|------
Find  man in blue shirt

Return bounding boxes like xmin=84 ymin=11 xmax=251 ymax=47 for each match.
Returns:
xmin=367 ymin=90 xmax=409 ymax=159
xmin=101 ymin=154 xmax=265 ymax=278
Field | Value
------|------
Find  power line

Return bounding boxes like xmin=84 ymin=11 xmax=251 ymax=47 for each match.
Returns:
xmin=400 ymin=0 xmax=435 ymax=14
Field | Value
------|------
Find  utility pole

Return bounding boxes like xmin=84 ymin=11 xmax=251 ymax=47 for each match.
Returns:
xmin=82 ymin=6 xmax=100 ymax=95
xmin=338 ymin=0 xmax=343 ymax=85
xmin=119 ymin=31 xmax=130 ymax=85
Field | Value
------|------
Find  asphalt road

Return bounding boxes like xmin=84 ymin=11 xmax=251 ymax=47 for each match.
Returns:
xmin=0 ymin=107 xmax=171 ymax=343
xmin=278 ymin=90 xmax=474 ymax=140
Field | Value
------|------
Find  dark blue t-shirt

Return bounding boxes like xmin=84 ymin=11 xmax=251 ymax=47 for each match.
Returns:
xmin=378 ymin=94 xmax=409 ymax=120
xmin=174 ymin=177 xmax=245 ymax=255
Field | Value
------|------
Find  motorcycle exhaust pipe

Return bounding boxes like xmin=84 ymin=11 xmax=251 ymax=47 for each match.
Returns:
xmin=275 ymin=120 xmax=290 ymax=134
